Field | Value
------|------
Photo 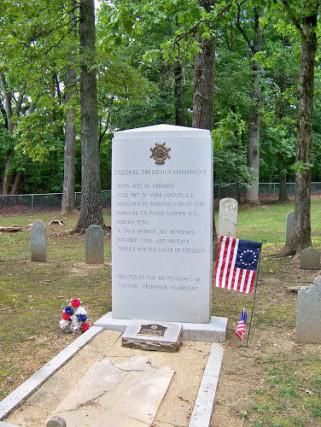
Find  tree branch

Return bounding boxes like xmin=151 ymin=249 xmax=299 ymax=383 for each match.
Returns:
xmin=236 ymin=2 xmax=254 ymax=54
xmin=15 ymin=82 xmax=27 ymax=115
xmin=280 ymin=0 xmax=304 ymax=37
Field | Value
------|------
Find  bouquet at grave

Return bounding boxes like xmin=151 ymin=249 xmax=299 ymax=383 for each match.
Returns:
xmin=59 ymin=298 xmax=91 ymax=334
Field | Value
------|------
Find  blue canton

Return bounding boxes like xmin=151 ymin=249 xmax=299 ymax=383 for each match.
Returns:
xmin=235 ymin=239 xmax=261 ymax=271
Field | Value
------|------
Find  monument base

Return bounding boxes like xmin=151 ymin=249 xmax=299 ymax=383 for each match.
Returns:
xmin=94 ymin=312 xmax=228 ymax=343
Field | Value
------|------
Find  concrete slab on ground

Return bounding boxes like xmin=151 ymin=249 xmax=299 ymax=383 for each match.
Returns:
xmin=95 ymin=312 xmax=228 ymax=343
xmin=4 ymin=330 xmax=221 ymax=427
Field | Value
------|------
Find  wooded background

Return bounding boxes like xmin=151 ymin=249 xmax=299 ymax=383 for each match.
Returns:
xmin=0 ymin=0 xmax=320 ymax=248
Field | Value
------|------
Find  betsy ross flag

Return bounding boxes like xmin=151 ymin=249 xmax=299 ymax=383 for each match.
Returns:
xmin=235 ymin=308 xmax=248 ymax=341
xmin=214 ymin=236 xmax=262 ymax=294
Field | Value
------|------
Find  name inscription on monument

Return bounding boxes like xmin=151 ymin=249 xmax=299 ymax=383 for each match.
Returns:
xmin=112 ymin=125 xmax=213 ymax=323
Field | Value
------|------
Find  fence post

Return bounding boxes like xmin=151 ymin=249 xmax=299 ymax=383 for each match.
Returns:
xmin=31 ymin=194 xmax=34 ymax=211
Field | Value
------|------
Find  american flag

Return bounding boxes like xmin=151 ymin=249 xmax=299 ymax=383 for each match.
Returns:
xmin=235 ymin=308 xmax=248 ymax=341
xmin=214 ymin=236 xmax=262 ymax=293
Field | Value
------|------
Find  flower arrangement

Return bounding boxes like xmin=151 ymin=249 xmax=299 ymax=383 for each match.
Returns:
xmin=59 ymin=298 xmax=91 ymax=333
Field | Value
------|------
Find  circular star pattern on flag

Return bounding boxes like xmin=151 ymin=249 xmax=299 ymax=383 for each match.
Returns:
xmin=239 ymin=248 xmax=258 ymax=268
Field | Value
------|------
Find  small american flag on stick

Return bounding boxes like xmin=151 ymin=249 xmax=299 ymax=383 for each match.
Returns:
xmin=214 ymin=236 xmax=262 ymax=294
xmin=235 ymin=308 xmax=248 ymax=341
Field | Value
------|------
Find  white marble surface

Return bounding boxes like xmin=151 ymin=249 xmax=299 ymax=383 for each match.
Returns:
xmin=112 ymin=124 xmax=213 ymax=323
xmin=95 ymin=312 xmax=228 ymax=343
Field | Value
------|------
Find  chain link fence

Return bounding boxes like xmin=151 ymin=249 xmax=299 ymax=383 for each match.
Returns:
xmin=1 ymin=183 xmax=321 ymax=212
xmin=0 ymin=190 xmax=111 ymax=212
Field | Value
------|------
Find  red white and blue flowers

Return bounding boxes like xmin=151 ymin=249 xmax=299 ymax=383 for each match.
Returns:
xmin=59 ymin=298 xmax=91 ymax=333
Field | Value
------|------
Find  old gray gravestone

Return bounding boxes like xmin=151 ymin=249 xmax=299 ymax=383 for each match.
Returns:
xmin=85 ymin=225 xmax=104 ymax=264
xmin=285 ymin=211 xmax=295 ymax=246
xmin=300 ymin=247 xmax=321 ymax=270
xmin=217 ymin=197 xmax=238 ymax=237
xmin=31 ymin=220 xmax=47 ymax=262
xmin=296 ymin=276 xmax=321 ymax=343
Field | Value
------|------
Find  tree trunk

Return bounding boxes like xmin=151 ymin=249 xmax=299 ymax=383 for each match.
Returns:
xmin=174 ymin=61 xmax=185 ymax=126
xmin=10 ymin=172 xmax=21 ymax=195
xmin=0 ymin=73 xmax=13 ymax=195
xmin=62 ymin=0 xmax=77 ymax=214
xmin=192 ymin=0 xmax=216 ymax=249
xmin=61 ymin=67 xmax=76 ymax=214
xmin=192 ymin=35 xmax=215 ymax=129
xmin=288 ymin=12 xmax=317 ymax=253
xmin=279 ymin=173 xmax=289 ymax=202
xmin=74 ymin=0 xmax=104 ymax=232
xmin=245 ymin=11 xmax=262 ymax=204
xmin=2 ymin=151 xmax=13 ymax=195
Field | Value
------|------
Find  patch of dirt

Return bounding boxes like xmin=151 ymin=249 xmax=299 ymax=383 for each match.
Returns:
xmin=212 ymin=258 xmax=321 ymax=427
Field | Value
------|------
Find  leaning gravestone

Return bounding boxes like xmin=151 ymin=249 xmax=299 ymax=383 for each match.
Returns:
xmin=85 ymin=225 xmax=104 ymax=264
xmin=296 ymin=276 xmax=321 ymax=343
xmin=31 ymin=220 xmax=47 ymax=262
xmin=217 ymin=197 xmax=238 ymax=237
xmin=300 ymin=247 xmax=321 ymax=270
xmin=285 ymin=211 xmax=295 ymax=246
xmin=112 ymin=124 xmax=213 ymax=323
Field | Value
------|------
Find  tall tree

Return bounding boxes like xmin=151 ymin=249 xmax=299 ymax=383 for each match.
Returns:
xmin=61 ymin=0 xmax=78 ymax=214
xmin=75 ymin=0 xmax=104 ymax=232
xmin=236 ymin=4 xmax=263 ymax=204
xmin=192 ymin=0 xmax=215 ymax=130
xmin=192 ymin=0 xmax=217 ymax=243
xmin=281 ymin=0 xmax=319 ymax=253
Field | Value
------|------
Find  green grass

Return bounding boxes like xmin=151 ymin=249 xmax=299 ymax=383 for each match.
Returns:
xmin=0 ymin=202 xmax=321 ymax=427
xmin=250 ymin=356 xmax=321 ymax=426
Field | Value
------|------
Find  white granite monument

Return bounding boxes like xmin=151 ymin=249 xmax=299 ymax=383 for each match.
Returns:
xmin=112 ymin=125 xmax=213 ymax=323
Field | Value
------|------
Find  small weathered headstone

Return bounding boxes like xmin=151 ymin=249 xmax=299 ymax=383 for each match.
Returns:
xmin=31 ymin=220 xmax=47 ymax=262
xmin=300 ymin=247 xmax=321 ymax=270
xmin=85 ymin=225 xmax=104 ymax=264
xmin=296 ymin=277 xmax=321 ymax=343
xmin=218 ymin=197 xmax=238 ymax=237
xmin=285 ymin=211 xmax=295 ymax=246
xmin=46 ymin=416 xmax=66 ymax=427
xmin=122 ymin=321 xmax=182 ymax=352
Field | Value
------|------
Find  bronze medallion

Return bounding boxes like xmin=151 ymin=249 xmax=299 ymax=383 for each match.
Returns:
xmin=150 ymin=142 xmax=171 ymax=165
xmin=137 ymin=323 xmax=167 ymax=337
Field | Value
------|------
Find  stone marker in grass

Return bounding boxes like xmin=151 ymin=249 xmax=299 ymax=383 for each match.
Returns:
xmin=31 ymin=220 xmax=47 ymax=262
xmin=85 ymin=225 xmax=104 ymax=264
xmin=300 ymin=247 xmax=320 ymax=270
xmin=218 ymin=197 xmax=238 ymax=237
xmin=296 ymin=276 xmax=321 ymax=343
xmin=285 ymin=211 xmax=295 ymax=247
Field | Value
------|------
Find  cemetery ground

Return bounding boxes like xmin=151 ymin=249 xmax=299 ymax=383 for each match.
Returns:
xmin=0 ymin=203 xmax=321 ymax=427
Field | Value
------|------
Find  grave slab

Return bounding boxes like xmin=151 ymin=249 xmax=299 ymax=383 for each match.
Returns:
xmin=4 ymin=331 xmax=222 ymax=427
xmin=55 ymin=356 xmax=174 ymax=427
xmin=95 ymin=312 xmax=227 ymax=343
xmin=122 ymin=321 xmax=182 ymax=352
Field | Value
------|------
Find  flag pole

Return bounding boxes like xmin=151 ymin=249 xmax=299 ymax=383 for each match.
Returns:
xmin=246 ymin=241 xmax=264 ymax=346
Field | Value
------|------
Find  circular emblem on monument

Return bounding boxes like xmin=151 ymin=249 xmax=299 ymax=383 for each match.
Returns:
xmin=150 ymin=142 xmax=171 ymax=165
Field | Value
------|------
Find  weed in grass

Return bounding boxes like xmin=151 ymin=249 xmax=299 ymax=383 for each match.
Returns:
xmin=304 ymin=397 xmax=321 ymax=418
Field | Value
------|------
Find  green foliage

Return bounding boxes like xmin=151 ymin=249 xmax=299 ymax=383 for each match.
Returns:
xmin=1 ymin=0 xmax=321 ymax=194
